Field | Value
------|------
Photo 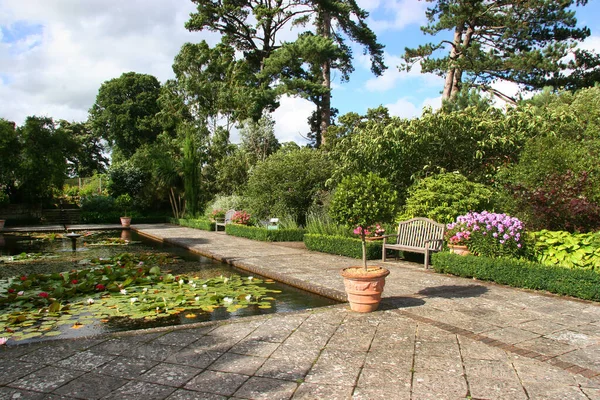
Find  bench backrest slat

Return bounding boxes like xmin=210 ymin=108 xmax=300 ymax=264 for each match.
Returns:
xmin=395 ymin=217 xmax=445 ymax=250
xmin=224 ymin=209 xmax=236 ymax=224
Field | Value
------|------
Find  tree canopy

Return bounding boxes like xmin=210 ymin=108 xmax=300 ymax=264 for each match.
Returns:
xmin=403 ymin=0 xmax=600 ymax=103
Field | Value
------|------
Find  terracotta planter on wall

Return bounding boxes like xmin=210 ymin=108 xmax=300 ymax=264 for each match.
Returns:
xmin=340 ymin=266 xmax=390 ymax=312
xmin=120 ymin=217 xmax=131 ymax=228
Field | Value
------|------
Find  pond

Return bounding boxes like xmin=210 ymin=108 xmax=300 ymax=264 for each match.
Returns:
xmin=0 ymin=230 xmax=338 ymax=344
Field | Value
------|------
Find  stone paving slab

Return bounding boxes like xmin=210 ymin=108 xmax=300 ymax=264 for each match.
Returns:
xmin=0 ymin=223 xmax=599 ymax=399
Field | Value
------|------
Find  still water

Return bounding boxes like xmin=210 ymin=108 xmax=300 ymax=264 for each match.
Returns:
xmin=0 ymin=230 xmax=338 ymax=343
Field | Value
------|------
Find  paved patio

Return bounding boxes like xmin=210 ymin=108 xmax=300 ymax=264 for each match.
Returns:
xmin=1 ymin=223 xmax=600 ymax=399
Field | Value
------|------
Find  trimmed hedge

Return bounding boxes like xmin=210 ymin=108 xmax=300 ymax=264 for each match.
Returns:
xmin=432 ymin=252 xmax=600 ymax=301
xmin=171 ymin=218 xmax=215 ymax=231
xmin=225 ymin=224 xmax=306 ymax=242
xmin=304 ymin=234 xmax=383 ymax=260
xmin=81 ymin=212 xmax=168 ymax=224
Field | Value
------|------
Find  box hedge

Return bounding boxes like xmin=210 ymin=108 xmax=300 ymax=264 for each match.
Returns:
xmin=432 ymin=252 xmax=600 ymax=301
xmin=304 ymin=234 xmax=383 ymax=259
xmin=225 ymin=224 xmax=306 ymax=242
xmin=170 ymin=218 xmax=215 ymax=231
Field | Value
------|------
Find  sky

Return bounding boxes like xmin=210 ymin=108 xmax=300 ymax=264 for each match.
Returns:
xmin=1 ymin=0 xmax=599 ymax=145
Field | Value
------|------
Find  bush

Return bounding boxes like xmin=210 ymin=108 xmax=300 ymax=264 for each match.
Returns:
xmin=80 ymin=195 xmax=116 ymax=212
xmin=225 ymin=224 xmax=306 ymax=242
xmin=432 ymin=252 xmax=600 ymax=301
xmin=231 ymin=210 xmax=251 ymax=225
xmin=304 ymin=234 xmax=383 ymax=259
xmin=306 ymin=213 xmax=351 ymax=237
xmin=531 ymin=230 xmax=600 ymax=270
xmin=401 ymin=172 xmax=493 ymax=224
xmin=205 ymin=195 xmax=247 ymax=218
xmin=446 ymin=212 xmax=526 ymax=258
xmin=245 ymin=148 xmax=332 ymax=226
xmin=171 ymin=218 xmax=215 ymax=231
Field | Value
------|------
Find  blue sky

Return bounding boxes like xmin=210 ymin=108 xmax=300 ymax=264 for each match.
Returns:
xmin=1 ymin=0 xmax=599 ymax=145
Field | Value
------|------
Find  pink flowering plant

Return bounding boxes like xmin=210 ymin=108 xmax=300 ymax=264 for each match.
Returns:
xmin=353 ymin=224 xmax=385 ymax=238
xmin=211 ymin=209 xmax=225 ymax=220
xmin=231 ymin=210 xmax=251 ymax=225
xmin=446 ymin=211 xmax=526 ymax=258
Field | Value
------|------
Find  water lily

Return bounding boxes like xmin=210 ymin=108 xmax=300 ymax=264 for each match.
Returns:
xmin=194 ymin=296 xmax=200 ymax=301
xmin=223 ymin=297 xmax=233 ymax=304
xmin=86 ymin=298 xmax=94 ymax=305
xmin=191 ymin=284 xmax=197 ymax=288
xmin=202 ymin=284 xmax=208 ymax=289
xmin=223 ymin=277 xmax=229 ymax=283
xmin=120 ymin=289 xmax=127 ymax=295
xmin=248 ymin=276 xmax=253 ymax=281
xmin=17 ymin=291 xmax=24 ymax=296
xmin=130 ymin=297 xmax=138 ymax=303
xmin=178 ymin=279 xmax=184 ymax=285
xmin=39 ymin=292 xmax=49 ymax=298
xmin=142 ymin=288 xmax=148 ymax=293
xmin=0 ymin=338 xmax=8 ymax=345
xmin=245 ymin=295 xmax=252 ymax=301
xmin=95 ymin=284 xmax=105 ymax=291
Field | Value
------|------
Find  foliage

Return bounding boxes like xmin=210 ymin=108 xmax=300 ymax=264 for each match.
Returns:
xmin=225 ymin=224 xmax=306 ymax=242
xmin=446 ymin=212 xmax=526 ymax=259
xmin=329 ymin=172 xmax=397 ymax=269
xmin=57 ymin=120 xmax=108 ymax=177
xmin=89 ymin=72 xmax=162 ymax=158
xmin=531 ymin=230 xmax=600 ymax=270
xmin=305 ymin=213 xmax=351 ymax=237
xmin=304 ymin=234 xmax=383 ymax=260
xmin=231 ymin=211 xmax=251 ymax=225
xmin=403 ymin=0 xmax=600 ymax=102
xmin=245 ymin=148 xmax=332 ymax=226
xmin=205 ymin=195 xmax=247 ymax=217
xmin=239 ymin=115 xmax=280 ymax=164
xmin=170 ymin=217 xmax=215 ymax=231
xmin=80 ymin=195 xmax=116 ymax=213
xmin=107 ymin=161 xmax=150 ymax=199
xmin=432 ymin=252 xmax=600 ymax=302
xmin=0 ymin=119 xmax=20 ymax=200
xmin=401 ymin=173 xmax=493 ymax=224
xmin=0 ymin=252 xmax=279 ymax=342
xmin=115 ymin=194 xmax=133 ymax=216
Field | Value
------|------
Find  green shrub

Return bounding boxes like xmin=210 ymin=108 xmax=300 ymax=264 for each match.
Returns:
xmin=171 ymin=218 xmax=215 ymax=231
xmin=532 ymin=230 xmax=600 ymax=270
xmin=432 ymin=252 xmax=600 ymax=301
xmin=304 ymin=234 xmax=383 ymax=260
xmin=80 ymin=195 xmax=116 ymax=212
xmin=205 ymin=195 xmax=247 ymax=218
xmin=226 ymin=224 xmax=306 ymax=242
xmin=401 ymin=172 xmax=493 ymax=224
xmin=245 ymin=148 xmax=332 ymax=226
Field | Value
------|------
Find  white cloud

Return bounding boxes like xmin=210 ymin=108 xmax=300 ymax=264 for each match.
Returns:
xmin=385 ymin=95 xmax=441 ymax=119
xmin=271 ymin=96 xmax=313 ymax=144
xmin=364 ymin=52 xmax=443 ymax=92
xmin=369 ymin=0 xmax=427 ymax=32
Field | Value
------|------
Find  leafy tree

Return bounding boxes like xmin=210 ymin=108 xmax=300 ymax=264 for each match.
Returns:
xmin=0 ymin=119 xmax=21 ymax=201
xmin=89 ymin=72 xmax=162 ymax=158
xmin=329 ymin=172 xmax=397 ymax=269
xmin=56 ymin=120 xmax=108 ymax=177
xmin=239 ymin=115 xmax=280 ymax=164
xmin=403 ymin=0 xmax=599 ymax=103
xmin=245 ymin=147 xmax=332 ymax=225
xmin=15 ymin=116 xmax=71 ymax=204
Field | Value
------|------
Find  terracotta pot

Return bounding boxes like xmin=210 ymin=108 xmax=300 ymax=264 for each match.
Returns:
xmin=120 ymin=217 xmax=131 ymax=228
xmin=0 ymin=219 xmax=4 ymax=231
xmin=448 ymin=244 xmax=470 ymax=255
xmin=340 ymin=266 xmax=390 ymax=313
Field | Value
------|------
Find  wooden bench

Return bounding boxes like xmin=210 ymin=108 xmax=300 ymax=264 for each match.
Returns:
xmin=381 ymin=217 xmax=445 ymax=269
xmin=215 ymin=209 xmax=236 ymax=232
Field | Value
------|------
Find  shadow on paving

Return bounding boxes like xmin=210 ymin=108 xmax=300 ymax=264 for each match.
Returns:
xmin=417 ymin=284 xmax=488 ymax=299
xmin=380 ymin=296 xmax=426 ymax=310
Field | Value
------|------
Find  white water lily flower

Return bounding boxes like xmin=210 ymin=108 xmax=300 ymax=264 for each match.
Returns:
xmin=87 ymin=298 xmax=94 ymax=305
xmin=17 ymin=291 xmax=24 ymax=296
xmin=192 ymin=283 xmax=197 ymax=288
xmin=223 ymin=297 xmax=233 ymax=304
xmin=245 ymin=295 xmax=252 ymax=301
xmin=142 ymin=288 xmax=148 ymax=293
xmin=223 ymin=277 xmax=229 ymax=283
xmin=202 ymin=284 xmax=208 ymax=289
xmin=248 ymin=276 xmax=253 ymax=281
xmin=195 ymin=296 xmax=200 ymax=301
xmin=189 ymin=280 xmax=194 ymax=284
xmin=179 ymin=279 xmax=184 ymax=285
xmin=130 ymin=297 xmax=138 ymax=303
xmin=120 ymin=289 xmax=127 ymax=295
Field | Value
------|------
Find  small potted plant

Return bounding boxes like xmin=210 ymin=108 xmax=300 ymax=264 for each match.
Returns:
xmin=330 ymin=172 xmax=398 ymax=312
xmin=445 ymin=223 xmax=471 ymax=255
xmin=115 ymin=194 xmax=133 ymax=228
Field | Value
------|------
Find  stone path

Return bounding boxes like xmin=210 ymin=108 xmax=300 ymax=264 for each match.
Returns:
xmin=1 ymin=223 xmax=600 ymax=399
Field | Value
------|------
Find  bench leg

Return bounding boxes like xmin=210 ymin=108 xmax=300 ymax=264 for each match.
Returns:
xmin=382 ymin=243 xmax=387 ymax=262
xmin=424 ymin=248 xmax=430 ymax=269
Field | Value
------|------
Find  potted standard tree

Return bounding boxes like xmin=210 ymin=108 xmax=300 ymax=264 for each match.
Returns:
xmin=330 ymin=173 xmax=398 ymax=312
xmin=115 ymin=194 xmax=133 ymax=228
